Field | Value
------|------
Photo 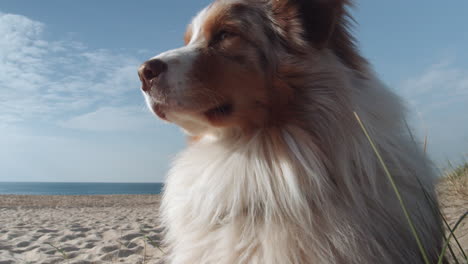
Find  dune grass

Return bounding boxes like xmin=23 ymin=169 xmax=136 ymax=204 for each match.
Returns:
xmin=439 ymin=161 xmax=468 ymax=263
xmin=354 ymin=112 xmax=431 ymax=264
xmin=45 ymin=115 xmax=466 ymax=264
xmin=354 ymin=112 xmax=468 ymax=264
xmin=45 ymin=242 xmax=69 ymax=261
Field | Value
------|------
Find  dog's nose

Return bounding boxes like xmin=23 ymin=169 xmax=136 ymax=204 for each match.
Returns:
xmin=138 ymin=59 xmax=168 ymax=92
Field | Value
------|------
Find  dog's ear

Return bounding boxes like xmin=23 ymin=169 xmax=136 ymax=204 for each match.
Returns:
xmin=272 ymin=0 xmax=347 ymax=48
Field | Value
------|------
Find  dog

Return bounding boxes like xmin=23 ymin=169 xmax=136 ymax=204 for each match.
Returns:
xmin=138 ymin=0 xmax=445 ymax=263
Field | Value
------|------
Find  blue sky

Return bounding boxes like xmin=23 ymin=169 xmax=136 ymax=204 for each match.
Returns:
xmin=1 ymin=0 xmax=467 ymax=182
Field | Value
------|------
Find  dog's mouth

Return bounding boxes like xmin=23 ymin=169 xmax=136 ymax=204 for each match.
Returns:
xmin=152 ymin=104 xmax=167 ymax=120
xmin=204 ymin=103 xmax=234 ymax=120
xmin=151 ymin=101 xmax=234 ymax=122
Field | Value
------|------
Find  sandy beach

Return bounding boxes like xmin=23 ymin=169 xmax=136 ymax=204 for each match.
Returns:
xmin=0 ymin=195 xmax=163 ymax=264
xmin=437 ymin=175 xmax=468 ymax=262
xmin=0 ymin=177 xmax=466 ymax=264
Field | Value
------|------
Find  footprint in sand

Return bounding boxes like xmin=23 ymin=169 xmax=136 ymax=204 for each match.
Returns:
xmin=6 ymin=233 xmax=23 ymax=239
xmin=59 ymin=233 xmax=86 ymax=242
xmin=125 ymin=242 xmax=139 ymax=248
xmin=42 ymin=257 xmax=65 ymax=264
xmin=42 ymin=249 xmax=57 ymax=255
xmin=141 ymin=224 xmax=153 ymax=229
xmin=61 ymin=246 xmax=79 ymax=252
xmin=0 ymin=245 xmax=11 ymax=251
xmin=16 ymin=241 xmax=30 ymax=247
xmin=100 ymin=245 xmax=119 ymax=253
xmin=59 ymin=234 xmax=78 ymax=242
xmin=70 ymin=227 xmax=91 ymax=232
xmin=121 ymin=233 xmax=143 ymax=241
xmin=117 ymin=248 xmax=139 ymax=258
xmin=83 ymin=242 xmax=95 ymax=249
xmin=32 ymin=234 xmax=43 ymax=240
xmin=37 ymin=229 xmax=58 ymax=233
xmin=100 ymin=252 xmax=116 ymax=261
xmin=146 ymin=234 xmax=161 ymax=242
xmin=69 ymin=261 xmax=94 ymax=264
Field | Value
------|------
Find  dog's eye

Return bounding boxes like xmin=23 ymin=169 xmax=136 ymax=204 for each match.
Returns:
xmin=212 ymin=30 xmax=236 ymax=45
xmin=219 ymin=31 xmax=232 ymax=40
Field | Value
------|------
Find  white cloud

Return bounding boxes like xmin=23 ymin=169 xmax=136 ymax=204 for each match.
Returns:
xmin=0 ymin=12 xmax=143 ymax=126
xmin=0 ymin=11 xmax=183 ymax=183
xmin=399 ymin=59 xmax=468 ymax=164
xmin=60 ymin=106 xmax=156 ymax=132
xmin=400 ymin=60 xmax=468 ymax=113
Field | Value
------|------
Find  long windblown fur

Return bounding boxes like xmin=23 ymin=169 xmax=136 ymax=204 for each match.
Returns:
xmin=140 ymin=1 xmax=445 ymax=263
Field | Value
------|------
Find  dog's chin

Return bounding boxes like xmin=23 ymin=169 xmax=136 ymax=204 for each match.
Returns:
xmin=150 ymin=102 xmax=235 ymax=136
xmin=151 ymin=104 xmax=168 ymax=120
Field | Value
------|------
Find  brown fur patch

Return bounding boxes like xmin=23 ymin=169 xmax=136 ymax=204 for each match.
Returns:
xmin=184 ymin=26 xmax=193 ymax=45
xmin=272 ymin=0 xmax=367 ymax=72
xmin=188 ymin=47 xmax=269 ymax=130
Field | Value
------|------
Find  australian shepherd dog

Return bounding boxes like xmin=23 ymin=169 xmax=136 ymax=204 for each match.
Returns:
xmin=138 ymin=0 xmax=444 ymax=263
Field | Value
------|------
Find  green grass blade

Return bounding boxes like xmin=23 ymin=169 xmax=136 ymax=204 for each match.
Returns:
xmin=45 ymin=242 xmax=69 ymax=260
xmin=354 ymin=112 xmax=431 ymax=264
xmin=423 ymin=134 xmax=428 ymax=154
xmin=145 ymin=235 xmax=165 ymax=254
xmin=437 ymin=212 xmax=468 ymax=264
xmin=416 ymin=178 xmax=463 ymax=263
xmin=403 ymin=119 xmax=417 ymax=144
xmin=418 ymin=179 xmax=468 ymax=264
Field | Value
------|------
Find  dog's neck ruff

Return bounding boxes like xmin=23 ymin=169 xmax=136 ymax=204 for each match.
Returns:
xmin=165 ymin=126 xmax=330 ymax=224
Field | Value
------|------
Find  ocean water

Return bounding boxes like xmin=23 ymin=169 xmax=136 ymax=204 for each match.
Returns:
xmin=0 ymin=182 xmax=163 ymax=195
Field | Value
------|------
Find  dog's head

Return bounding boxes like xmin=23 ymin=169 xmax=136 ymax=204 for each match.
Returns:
xmin=139 ymin=0 xmax=358 ymax=137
